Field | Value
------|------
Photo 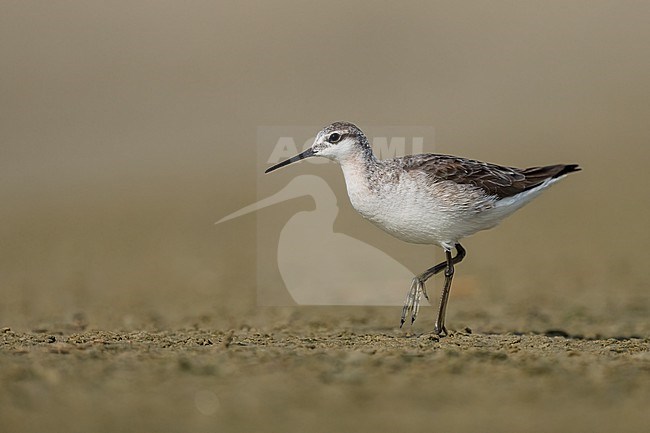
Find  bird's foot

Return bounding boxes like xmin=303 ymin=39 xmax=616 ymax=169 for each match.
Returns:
xmin=400 ymin=277 xmax=426 ymax=327
xmin=434 ymin=323 xmax=448 ymax=336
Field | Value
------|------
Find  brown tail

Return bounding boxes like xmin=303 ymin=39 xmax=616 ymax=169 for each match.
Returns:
xmin=552 ymin=164 xmax=581 ymax=178
xmin=510 ymin=164 xmax=581 ymax=196
xmin=521 ymin=164 xmax=581 ymax=182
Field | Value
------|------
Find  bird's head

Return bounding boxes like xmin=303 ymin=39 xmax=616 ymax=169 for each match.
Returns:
xmin=265 ymin=121 xmax=371 ymax=173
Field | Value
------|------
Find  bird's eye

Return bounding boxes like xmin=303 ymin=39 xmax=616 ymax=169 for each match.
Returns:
xmin=328 ymin=133 xmax=342 ymax=143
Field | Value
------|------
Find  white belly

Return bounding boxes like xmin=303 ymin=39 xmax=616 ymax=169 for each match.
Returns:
xmin=341 ymin=167 xmax=553 ymax=249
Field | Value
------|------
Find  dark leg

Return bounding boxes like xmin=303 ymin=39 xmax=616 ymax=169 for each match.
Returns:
xmin=419 ymin=243 xmax=466 ymax=284
xmin=400 ymin=243 xmax=466 ymax=328
xmin=433 ymin=250 xmax=454 ymax=336
xmin=434 ymin=243 xmax=466 ymax=335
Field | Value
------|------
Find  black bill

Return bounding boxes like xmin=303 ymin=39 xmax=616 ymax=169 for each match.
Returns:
xmin=264 ymin=148 xmax=315 ymax=173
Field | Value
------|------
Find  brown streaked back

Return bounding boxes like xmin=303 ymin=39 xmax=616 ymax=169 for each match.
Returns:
xmin=401 ymin=154 xmax=581 ymax=199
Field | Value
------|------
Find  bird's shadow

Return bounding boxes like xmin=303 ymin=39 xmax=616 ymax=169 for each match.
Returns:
xmin=483 ymin=329 xmax=646 ymax=341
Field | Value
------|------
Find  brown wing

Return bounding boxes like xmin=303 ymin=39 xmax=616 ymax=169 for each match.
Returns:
xmin=402 ymin=154 xmax=580 ymax=199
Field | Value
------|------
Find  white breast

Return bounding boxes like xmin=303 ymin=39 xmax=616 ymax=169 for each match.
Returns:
xmin=340 ymin=164 xmax=498 ymax=248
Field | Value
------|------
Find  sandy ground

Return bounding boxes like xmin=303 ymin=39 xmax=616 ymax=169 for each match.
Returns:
xmin=1 ymin=310 xmax=648 ymax=433
xmin=2 ymin=3 xmax=650 ymax=433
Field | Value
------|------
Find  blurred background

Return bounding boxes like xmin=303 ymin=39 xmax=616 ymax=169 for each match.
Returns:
xmin=1 ymin=1 xmax=648 ymax=334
